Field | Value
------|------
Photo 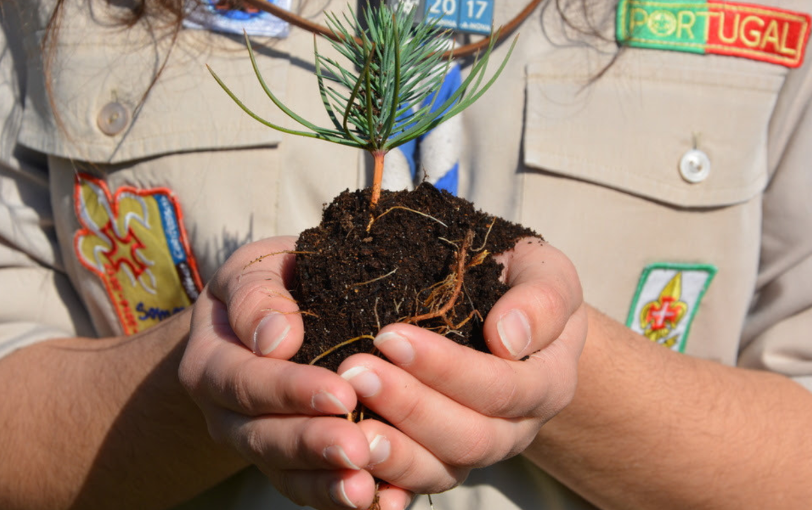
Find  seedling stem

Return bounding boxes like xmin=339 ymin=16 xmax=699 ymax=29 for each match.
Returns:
xmin=210 ymin=3 xmax=516 ymax=208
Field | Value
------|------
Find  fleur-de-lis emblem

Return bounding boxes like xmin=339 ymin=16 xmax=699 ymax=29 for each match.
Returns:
xmin=639 ymin=272 xmax=688 ymax=348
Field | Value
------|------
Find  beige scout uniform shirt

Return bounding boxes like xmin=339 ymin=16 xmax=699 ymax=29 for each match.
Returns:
xmin=1 ymin=0 xmax=810 ymax=508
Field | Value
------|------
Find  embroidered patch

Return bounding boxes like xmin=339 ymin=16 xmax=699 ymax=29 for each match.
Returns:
xmin=74 ymin=174 xmax=203 ymax=335
xmin=183 ymin=0 xmax=291 ymax=38
xmin=626 ymin=263 xmax=716 ymax=352
xmin=617 ymin=0 xmax=811 ymax=68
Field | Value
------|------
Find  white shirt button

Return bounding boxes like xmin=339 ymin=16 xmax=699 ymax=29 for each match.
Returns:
xmin=97 ymin=102 xmax=129 ymax=136
xmin=679 ymin=149 xmax=711 ymax=183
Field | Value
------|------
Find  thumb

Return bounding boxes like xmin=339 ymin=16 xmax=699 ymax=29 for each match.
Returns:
xmin=485 ymin=238 xmax=583 ymax=360
xmin=208 ymin=235 xmax=305 ymax=360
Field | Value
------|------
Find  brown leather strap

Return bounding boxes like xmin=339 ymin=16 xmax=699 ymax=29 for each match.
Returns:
xmin=240 ymin=0 xmax=542 ymax=58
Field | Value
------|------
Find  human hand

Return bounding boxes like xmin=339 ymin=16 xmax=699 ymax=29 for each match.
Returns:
xmin=179 ymin=236 xmax=411 ymax=510
xmin=336 ymin=238 xmax=587 ymax=495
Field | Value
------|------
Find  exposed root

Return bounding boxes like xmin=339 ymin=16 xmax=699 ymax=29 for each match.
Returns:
xmin=242 ymin=250 xmax=316 ymax=272
xmin=421 ymin=273 xmax=456 ymax=307
xmin=420 ymin=308 xmax=482 ymax=337
xmin=308 ymin=334 xmax=375 ymax=366
xmin=259 ymin=308 xmax=319 ymax=318
xmin=467 ymin=250 xmax=490 ymax=268
xmin=349 ymin=268 xmax=398 ymax=289
xmin=451 ymin=309 xmax=483 ymax=331
xmin=374 ymin=297 xmax=381 ymax=332
xmin=366 ymin=206 xmax=447 ymax=232
xmin=463 ymin=281 xmax=476 ymax=310
xmin=473 ymin=217 xmax=497 ymax=252
xmin=260 ymin=287 xmax=299 ymax=303
xmin=438 ymin=236 xmax=459 ymax=248
xmin=404 ymin=231 xmax=474 ymax=326
xmin=393 ymin=296 xmax=406 ymax=315
xmin=347 ymin=402 xmax=371 ymax=423
xmin=399 ymin=229 xmax=492 ymax=337
xmin=367 ymin=483 xmax=381 ymax=510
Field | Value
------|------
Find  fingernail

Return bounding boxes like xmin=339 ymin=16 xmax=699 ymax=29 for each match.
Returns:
xmin=311 ymin=391 xmax=350 ymax=415
xmin=402 ymin=494 xmax=414 ymax=510
xmin=253 ymin=313 xmax=290 ymax=356
xmin=340 ymin=366 xmax=381 ymax=398
xmin=329 ymin=479 xmax=357 ymax=508
xmin=373 ymin=331 xmax=414 ymax=365
xmin=323 ymin=445 xmax=360 ymax=470
xmin=368 ymin=435 xmax=390 ymax=466
xmin=497 ymin=309 xmax=531 ymax=357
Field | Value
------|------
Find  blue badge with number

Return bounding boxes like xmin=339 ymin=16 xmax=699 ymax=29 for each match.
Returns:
xmin=455 ymin=0 xmax=495 ymax=34
xmin=389 ymin=0 xmax=494 ymax=35
xmin=183 ymin=0 xmax=291 ymax=38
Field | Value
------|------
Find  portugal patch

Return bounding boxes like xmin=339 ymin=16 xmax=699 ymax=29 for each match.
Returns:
xmin=617 ymin=0 xmax=811 ymax=68
xmin=627 ymin=263 xmax=716 ymax=352
xmin=74 ymin=174 xmax=203 ymax=335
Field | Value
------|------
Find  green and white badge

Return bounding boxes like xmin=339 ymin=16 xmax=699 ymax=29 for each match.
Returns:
xmin=627 ymin=263 xmax=716 ymax=352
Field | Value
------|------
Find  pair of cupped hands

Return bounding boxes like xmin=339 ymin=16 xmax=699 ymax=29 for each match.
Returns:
xmin=179 ymin=236 xmax=587 ymax=510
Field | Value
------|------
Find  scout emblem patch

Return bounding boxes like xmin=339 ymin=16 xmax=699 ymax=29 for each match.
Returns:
xmin=617 ymin=0 xmax=811 ymax=68
xmin=183 ymin=0 xmax=291 ymax=37
xmin=627 ymin=263 xmax=716 ymax=352
xmin=74 ymin=174 xmax=203 ymax=335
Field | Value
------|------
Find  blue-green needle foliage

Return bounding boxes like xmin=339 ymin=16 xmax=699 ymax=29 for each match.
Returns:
xmin=208 ymin=3 xmax=516 ymax=154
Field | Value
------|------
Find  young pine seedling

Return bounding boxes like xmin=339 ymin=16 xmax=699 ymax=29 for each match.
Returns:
xmin=208 ymin=2 xmax=516 ymax=207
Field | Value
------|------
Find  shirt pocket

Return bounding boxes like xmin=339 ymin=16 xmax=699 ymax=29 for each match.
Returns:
xmin=522 ymin=49 xmax=786 ymax=207
xmin=19 ymin=25 xmax=288 ymax=164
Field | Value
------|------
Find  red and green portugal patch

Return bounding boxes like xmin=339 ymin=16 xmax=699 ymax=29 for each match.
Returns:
xmin=617 ymin=0 xmax=811 ymax=67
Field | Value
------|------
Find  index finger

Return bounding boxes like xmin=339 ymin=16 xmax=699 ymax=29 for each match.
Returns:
xmin=365 ymin=310 xmax=586 ymax=419
xmin=208 ymin=236 xmax=305 ymax=359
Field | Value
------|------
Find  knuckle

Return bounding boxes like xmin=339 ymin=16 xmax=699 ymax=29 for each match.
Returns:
xmin=528 ymin=286 xmax=570 ymax=343
xmin=534 ymin=284 xmax=568 ymax=319
xmin=230 ymin=366 xmax=258 ymax=413
xmin=177 ymin=357 xmax=198 ymax=395
xmin=451 ymin=422 xmax=500 ymax=468
xmin=530 ymin=346 xmax=578 ymax=419
xmin=227 ymin=282 xmax=297 ymax=345
xmin=552 ymin=363 xmax=578 ymax=413
xmin=226 ymin=283 xmax=267 ymax=323
xmin=178 ymin=350 xmax=210 ymax=403
xmin=273 ymin=472 xmax=306 ymax=507
xmin=297 ymin=418 xmax=325 ymax=458
xmin=428 ymin=470 xmax=465 ymax=494
xmin=385 ymin=443 xmax=421 ymax=485
xmin=505 ymin=419 xmax=542 ymax=458
xmin=204 ymin=417 xmax=229 ymax=446
xmin=478 ymin=361 xmax=520 ymax=417
xmin=387 ymin=391 xmax=423 ymax=427
xmin=239 ymin=422 xmax=266 ymax=461
xmin=403 ymin=459 xmax=460 ymax=495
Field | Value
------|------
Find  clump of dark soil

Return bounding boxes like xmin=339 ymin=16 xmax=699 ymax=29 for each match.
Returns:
xmin=291 ymin=183 xmax=539 ymax=371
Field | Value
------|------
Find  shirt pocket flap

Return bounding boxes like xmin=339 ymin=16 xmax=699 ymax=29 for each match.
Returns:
xmin=524 ymin=51 xmax=786 ymax=207
xmin=19 ymin=27 xmax=288 ymax=164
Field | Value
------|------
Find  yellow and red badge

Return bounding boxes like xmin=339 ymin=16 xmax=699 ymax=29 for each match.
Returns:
xmin=627 ymin=263 xmax=716 ymax=352
xmin=74 ymin=174 xmax=202 ymax=335
xmin=618 ymin=0 xmax=811 ymax=67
